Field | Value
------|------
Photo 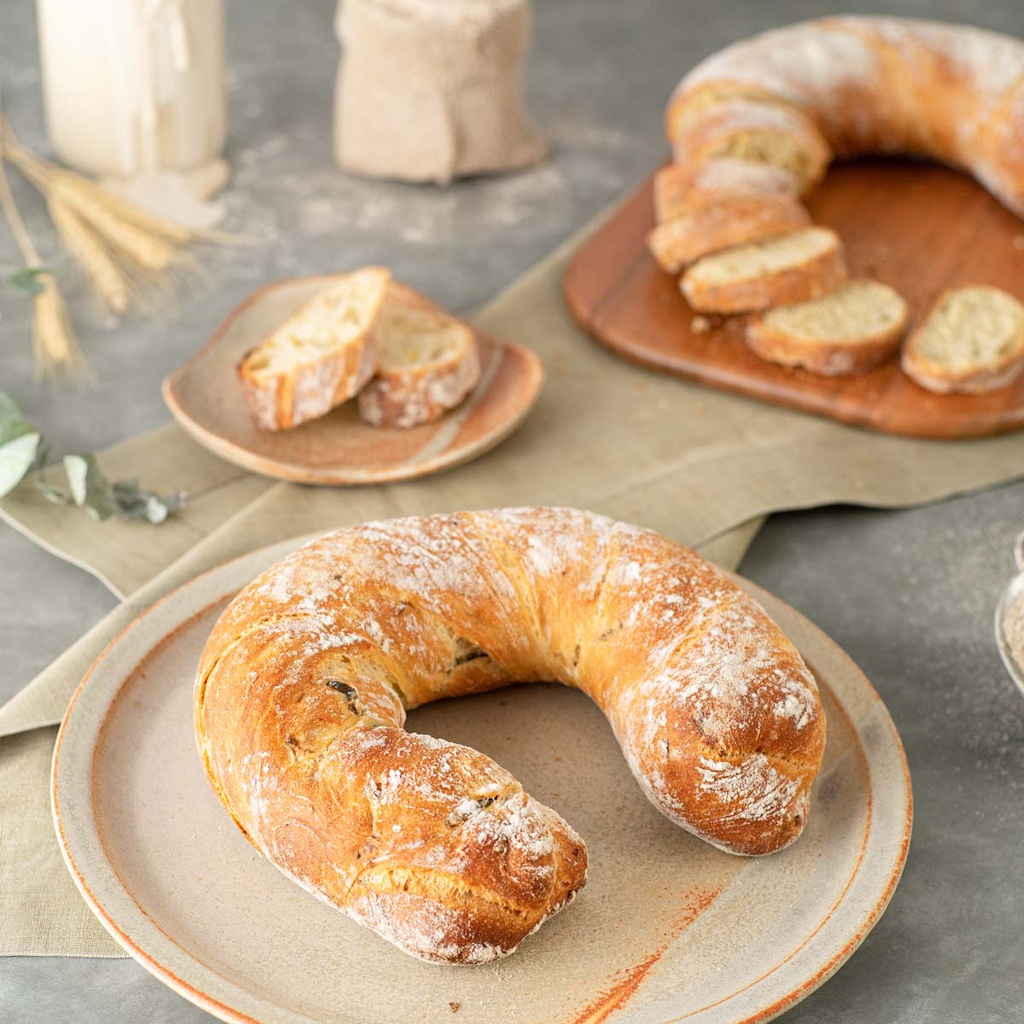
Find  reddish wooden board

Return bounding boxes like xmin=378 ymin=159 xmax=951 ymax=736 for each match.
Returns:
xmin=564 ymin=159 xmax=1024 ymax=438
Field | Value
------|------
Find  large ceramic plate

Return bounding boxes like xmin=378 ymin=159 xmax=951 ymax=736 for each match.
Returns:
xmin=162 ymin=276 xmax=544 ymax=485
xmin=53 ymin=538 xmax=911 ymax=1024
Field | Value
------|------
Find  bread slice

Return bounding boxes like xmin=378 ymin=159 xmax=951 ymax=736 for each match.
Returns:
xmin=648 ymin=193 xmax=811 ymax=273
xmin=358 ymin=283 xmax=481 ymax=429
xmin=654 ymin=158 xmax=802 ymax=224
xmin=746 ymin=280 xmax=909 ymax=375
xmin=901 ymin=286 xmax=1024 ymax=393
xmin=239 ymin=267 xmax=389 ymax=430
xmin=681 ymin=227 xmax=847 ymax=314
xmin=671 ymin=100 xmax=831 ymax=191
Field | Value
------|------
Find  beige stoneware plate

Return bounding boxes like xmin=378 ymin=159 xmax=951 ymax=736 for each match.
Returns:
xmin=53 ymin=537 xmax=911 ymax=1024
xmin=161 ymin=276 xmax=544 ymax=485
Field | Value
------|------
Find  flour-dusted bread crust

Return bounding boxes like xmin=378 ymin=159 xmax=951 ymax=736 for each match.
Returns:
xmin=648 ymin=193 xmax=811 ymax=273
xmin=901 ymin=286 xmax=1024 ymax=393
xmin=357 ymin=283 xmax=482 ymax=429
xmin=682 ymin=227 xmax=846 ymax=314
xmin=746 ymin=280 xmax=909 ymax=375
xmin=238 ymin=267 xmax=390 ymax=431
xmin=671 ymin=100 xmax=831 ymax=191
xmin=654 ymin=158 xmax=802 ymax=224
xmin=196 ymin=508 xmax=826 ymax=964
xmin=667 ymin=16 xmax=1024 ymax=216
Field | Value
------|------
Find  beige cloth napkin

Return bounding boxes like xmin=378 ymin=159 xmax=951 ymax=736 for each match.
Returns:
xmin=3 ymin=215 xmax=1024 ymax=957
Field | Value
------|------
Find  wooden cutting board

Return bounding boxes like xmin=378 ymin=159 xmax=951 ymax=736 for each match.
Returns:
xmin=564 ymin=159 xmax=1024 ymax=439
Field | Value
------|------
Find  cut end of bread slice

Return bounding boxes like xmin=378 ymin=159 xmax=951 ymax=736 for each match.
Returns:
xmin=682 ymin=227 xmax=846 ymax=314
xmin=671 ymin=100 xmax=831 ymax=191
xmin=902 ymin=286 xmax=1024 ymax=393
xmin=376 ymin=283 xmax=475 ymax=373
xmin=240 ymin=267 xmax=390 ymax=382
xmin=358 ymin=283 xmax=481 ymax=429
xmin=238 ymin=266 xmax=390 ymax=430
xmin=746 ymin=280 xmax=909 ymax=375
xmin=648 ymin=193 xmax=811 ymax=273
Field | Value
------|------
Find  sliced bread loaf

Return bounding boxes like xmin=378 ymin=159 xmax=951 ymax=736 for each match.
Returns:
xmin=901 ymin=286 xmax=1024 ymax=393
xmin=670 ymin=100 xmax=831 ymax=191
xmin=746 ymin=280 xmax=909 ymax=375
xmin=648 ymin=193 xmax=811 ymax=272
xmin=681 ymin=226 xmax=846 ymax=314
xmin=239 ymin=267 xmax=390 ymax=430
xmin=358 ymin=283 xmax=481 ymax=429
xmin=654 ymin=158 xmax=802 ymax=224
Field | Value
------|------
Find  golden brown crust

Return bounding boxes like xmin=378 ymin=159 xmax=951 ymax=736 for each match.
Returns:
xmin=237 ymin=268 xmax=389 ymax=431
xmin=901 ymin=288 xmax=1024 ymax=393
xmin=900 ymin=354 xmax=1024 ymax=394
xmin=666 ymin=17 xmax=1024 ymax=216
xmin=195 ymin=508 xmax=826 ymax=964
xmin=747 ymin=319 xmax=902 ymax=376
xmin=653 ymin=159 xmax=802 ymax=224
xmin=239 ymin=333 xmax=380 ymax=432
xmin=647 ymin=194 xmax=811 ymax=273
xmin=745 ymin=284 xmax=909 ymax=375
xmin=681 ymin=231 xmax=847 ymax=314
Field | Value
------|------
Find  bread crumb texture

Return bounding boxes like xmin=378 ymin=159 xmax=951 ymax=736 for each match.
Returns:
xmin=913 ymin=287 xmax=1024 ymax=371
xmin=758 ymin=281 xmax=907 ymax=345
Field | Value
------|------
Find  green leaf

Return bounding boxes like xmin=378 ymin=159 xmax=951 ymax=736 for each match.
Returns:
xmin=36 ymin=479 xmax=71 ymax=505
xmin=0 ymin=417 xmax=33 ymax=448
xmin=0 ymin=391 xmax=24 ymax=429
xmin=143 ymin=491 xmax=187 ymax=524
xmin=0 ymin=430 xmax=41 ymax=498
xmin=109 ymin=477 xmax=186 ymax=523
xmin=34 ymin=441 xmax=51 ymax=473
xmin=110 ymin=479 xmax=140 ymax=497
xmin=59 ymin=455 xmax=185 ymax=524
xmin=63 ymin=454 xmax=117 ymax=521
xmin=7 ymin=266 xmax=52 ymax=297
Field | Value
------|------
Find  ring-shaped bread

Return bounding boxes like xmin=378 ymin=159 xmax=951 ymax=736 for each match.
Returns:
xmin=668 ymin=16 xmax=1024 ymax=215
xmin=195 ymin=508 xmax=826 ymax=964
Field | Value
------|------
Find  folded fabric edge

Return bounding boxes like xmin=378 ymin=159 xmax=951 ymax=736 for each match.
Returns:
xmin=0 ymin=506 xmax=128 ymax=601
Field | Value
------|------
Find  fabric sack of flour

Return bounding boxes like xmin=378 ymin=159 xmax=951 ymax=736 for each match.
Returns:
xmin=333 ymin=0 xmax=546 ymax=184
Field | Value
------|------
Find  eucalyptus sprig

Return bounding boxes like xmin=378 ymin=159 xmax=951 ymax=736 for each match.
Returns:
xmin=6 ymin=265 xmax=54 ymax=297
xmin=0 ymin=390 xmax=185 ymax=524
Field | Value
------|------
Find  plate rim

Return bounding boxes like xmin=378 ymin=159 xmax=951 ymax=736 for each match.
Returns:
xmin=52 ymin=535 xmax=913 ymax=1024
xmin=161 ymin=274 xmax=545 ymax=485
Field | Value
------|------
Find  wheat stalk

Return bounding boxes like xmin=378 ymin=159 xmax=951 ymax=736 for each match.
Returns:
xmin=0 ymin=114 xmax=240 ymax=374
xmin=50 ymin=175 xmax=186 ymax=272
xmin=33 ymin=276 xmax=89 ymax=379
xmin=8 ymin=148 xmax=184 ymax=274
xmin=48 ymin=198 xmax=132 ymax=316
xmin=0 ymin=136 xmax=87 ymax=377
xmin=1 ymin=119 xmax=236 ymax=245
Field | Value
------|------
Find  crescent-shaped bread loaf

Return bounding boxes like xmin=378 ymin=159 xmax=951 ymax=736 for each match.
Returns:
xmin=195 ymin=508 xmax=826 ymax=964
xmin=667 ymin=16 xmax=1024 ymax=215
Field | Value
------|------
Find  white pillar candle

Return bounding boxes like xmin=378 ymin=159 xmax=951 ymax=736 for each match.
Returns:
xmin=36 ymin=0 xmax=226 ymax=179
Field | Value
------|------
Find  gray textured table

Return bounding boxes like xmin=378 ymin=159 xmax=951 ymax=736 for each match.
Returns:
xmin=2 ymin=1 xmax=1023 ymax=1021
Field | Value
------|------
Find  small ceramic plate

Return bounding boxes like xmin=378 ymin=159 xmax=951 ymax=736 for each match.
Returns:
xmin=53 ymin=539 xmax=912 ymax=1024
xmin=161 ymin=277 xmax=544 ymax=485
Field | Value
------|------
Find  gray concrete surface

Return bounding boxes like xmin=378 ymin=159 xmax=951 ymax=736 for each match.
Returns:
xmin=1 ymin=0 xmax=1023 ymax=1021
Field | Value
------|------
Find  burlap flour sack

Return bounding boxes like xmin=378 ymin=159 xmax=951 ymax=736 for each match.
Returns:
xmin=333 ymin=0 xmax=546 ymax=183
